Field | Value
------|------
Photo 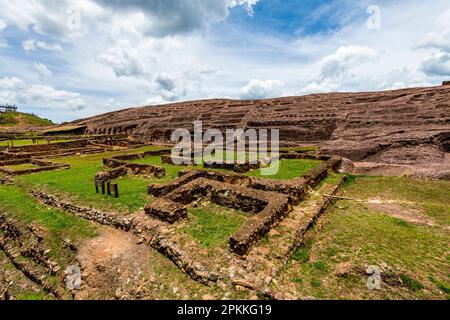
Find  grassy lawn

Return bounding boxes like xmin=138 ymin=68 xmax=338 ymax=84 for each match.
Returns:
xmin=13 ymin=149 xmax=323 ymax=214
xmin=246 ymin=159 xmax=322 ymax=180
xmin=279 ymin=175 xmax=450 ymax=300
xmin=16 ymin=146 xmax=169 ymax=214
xmin=181 ymin=203 xmax=248 ymax=248
xmin=0 ymin=184 xmax=97 ymax=265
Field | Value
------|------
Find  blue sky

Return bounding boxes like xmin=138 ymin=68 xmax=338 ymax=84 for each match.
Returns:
xmin=0 ymin=0 xmax=449 ymax=122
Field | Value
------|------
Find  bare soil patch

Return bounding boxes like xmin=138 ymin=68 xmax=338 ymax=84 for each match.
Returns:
xmin=75 ymin=227 xmax=158 ymax=300
xmin=366 ymin=198 xmax=437 ymax=227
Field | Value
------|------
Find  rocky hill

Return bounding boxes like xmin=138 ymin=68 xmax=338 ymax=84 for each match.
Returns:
xmin=68 ymin=83 xmax=450 ymax=177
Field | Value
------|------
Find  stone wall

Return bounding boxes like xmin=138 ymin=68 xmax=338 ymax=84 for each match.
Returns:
xmin=101 ymin=150 xmax=169 ymax=180
xmin=146 ymin=177 xmax=292 ymax=256
xmin=0 ymin=213 xmax=68 ymax=298
xmin=31 ymin=191 xmax=133 ymax=231
xmin=30 ymin=190 xmax=218 ymax=286
xmin=0 ymin=159 xmax=70 ymax=176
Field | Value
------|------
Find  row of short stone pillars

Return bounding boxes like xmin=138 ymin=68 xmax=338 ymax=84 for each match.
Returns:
xmin=95 ymin=181 xmax=119 ymax=198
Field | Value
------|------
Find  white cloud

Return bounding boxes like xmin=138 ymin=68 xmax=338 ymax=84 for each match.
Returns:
xmin=23 ymin=39 xmax=62 ymax=52
xmin=229 ymin=0 xmax=260 ymax=16
xmin=239 ymin=79 xmax=284 ymax=99
xmin=0 ymin=77 xmax=86 ymax=111
xmin=0 ymin=1 xmax=448 ymax=123
xmin=34 ymin=62 xmax=52 ymax=78
xmin=97 ymin=40 xmax=146 ymax=77
xmin=417 ymin=9 xmax=450 ymax=77
xmin=319 ymin=45 xmax=378 ymax=81
xmin=0 ymin=19 xmax=7 ymax=48
xmin=92 ymin=0 xmax=259 ymax=37
xmin=302 ymin=45 xmax=378 ymax=93
xmin=421 ymin=51 xmax=450 ymax=77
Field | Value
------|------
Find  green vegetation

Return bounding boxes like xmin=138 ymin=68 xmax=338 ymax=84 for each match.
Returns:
xmin=0 ymin=112 xmax=54 ymax=127
xmin=246 ymin=159 xmax=322 ymax=180
xmin=0 ymin=144 xmax=447 ymax=300
xmin=400 ymin=274 xmax=425 ymax=291
xmin=0 ymin=184 xmax=97 ymax=265
xmin=182 ymin=203 xmax=247 ymax=248
xmin=133 ymin=153 xmax=323 ymax=180
xmin=291 ymin=247 xmax=310 ymax=263
xmin=342 ymin=176 xmax=450 ymax=226
xmin=278 ymin=175 xmax=450 ymax=300
xmin=16 ymin=292 xmax=54 ymax=300
xmin=0 ymin=139 xmax=73 ymax=147
xmin=4 ymin=163 xmax=39 ymax=171
xmin=17 ymin=146 xmax=168 ymax=214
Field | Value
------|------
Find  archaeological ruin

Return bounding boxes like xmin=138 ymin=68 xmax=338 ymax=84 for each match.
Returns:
xmin=0 ymin=84 xmax=449 ymax=301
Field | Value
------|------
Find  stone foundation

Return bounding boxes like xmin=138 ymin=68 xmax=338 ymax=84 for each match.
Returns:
xmin=101 ymin=150 xmax=169 ymax=181
xmin=31 ymin=190 xmax=133 ymax=231
xmin=0 ymin=159 xmax=70 ymax=176
xmin=147 ymin=177 xmax=291 ymax=256
xmin=30 ymin=190 xmax=218 ymax=286
xmin=144 ymin=198 xmax=187 ymax=224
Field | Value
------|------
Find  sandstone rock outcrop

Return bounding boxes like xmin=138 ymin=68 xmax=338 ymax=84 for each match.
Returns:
xmin=68 ymin=85 xmax=449 ymax=168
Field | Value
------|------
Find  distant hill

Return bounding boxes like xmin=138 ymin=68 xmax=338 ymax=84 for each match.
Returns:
xmin=0 ymin=112 xmax=54 ymax=128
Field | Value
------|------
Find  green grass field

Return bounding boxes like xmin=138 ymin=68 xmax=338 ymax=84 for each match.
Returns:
xmin=11 ymin=149 xmax=322 ymax=215
xmin=277 ymin=175 xmax=450 ymax=300
xmin=0 ymin=185 xmax=98 ymax=264
xmin=182 ymin=203 xmax=248 ymax=248
xmin=1 ymin=146 xmax=448 ymax=300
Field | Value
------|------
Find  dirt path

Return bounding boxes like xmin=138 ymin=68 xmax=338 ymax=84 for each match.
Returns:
xmin=75 ymin=227 xmax=159 ymax=300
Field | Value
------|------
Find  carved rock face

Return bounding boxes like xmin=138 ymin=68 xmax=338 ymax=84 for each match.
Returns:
xmin=72 ymin=86 xmax=450 ymax=166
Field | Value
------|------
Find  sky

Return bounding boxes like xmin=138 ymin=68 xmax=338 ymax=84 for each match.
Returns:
xmin=0 ymin=0 xmax=449 ymax=123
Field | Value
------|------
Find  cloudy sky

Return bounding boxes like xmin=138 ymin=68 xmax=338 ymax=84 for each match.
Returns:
xmin=0 ymin=0 xmax=449 ymax=122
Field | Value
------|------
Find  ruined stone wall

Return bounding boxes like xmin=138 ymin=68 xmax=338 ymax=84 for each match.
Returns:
xmin=9 ymin=139 xmax=90 ymax=153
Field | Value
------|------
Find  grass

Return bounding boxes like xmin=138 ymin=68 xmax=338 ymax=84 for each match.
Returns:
xmin=0 ymin=112 xmax=53 ymax=127
xmin=0 ymin=139 xmax=73 ymax=147
xmin=0 ymin=184 xmax=97 ymax=265
xmin=342 ymin=176 xmax=450 ymax=227
xmin=246 ymin=159 xmax=322 ymax=180
xmin=291 ymin=247 xmax=310 ymax=263
xmin=4 ymin=163 xmax=39 ymax=171
xmin=277 ymin=175 xmax=450 ymax=300
xmin=400 ymin=274 xmax=425 ymax=291
xmin=16 ymin=292 xmax=54 ymax=300
xmin=15 ymin=148 xmax=321 ymax=214
xmin=181 ymin=203 xmax=247 ymax=248
xmin=16 ymin=146 xmax=169 ymax=214
xmin=133 ymin=153 xmax=323 ymax=181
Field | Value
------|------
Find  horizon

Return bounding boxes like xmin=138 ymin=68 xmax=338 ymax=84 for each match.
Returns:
xmin=0 ymin=1 xmax=449 ymax=123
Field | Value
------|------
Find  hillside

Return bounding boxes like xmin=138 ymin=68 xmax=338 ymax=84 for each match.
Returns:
xmin=0 ymin=112 xmax=54 ymax=128
xmin=70 ymin=84 xmax=450 ymax=166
